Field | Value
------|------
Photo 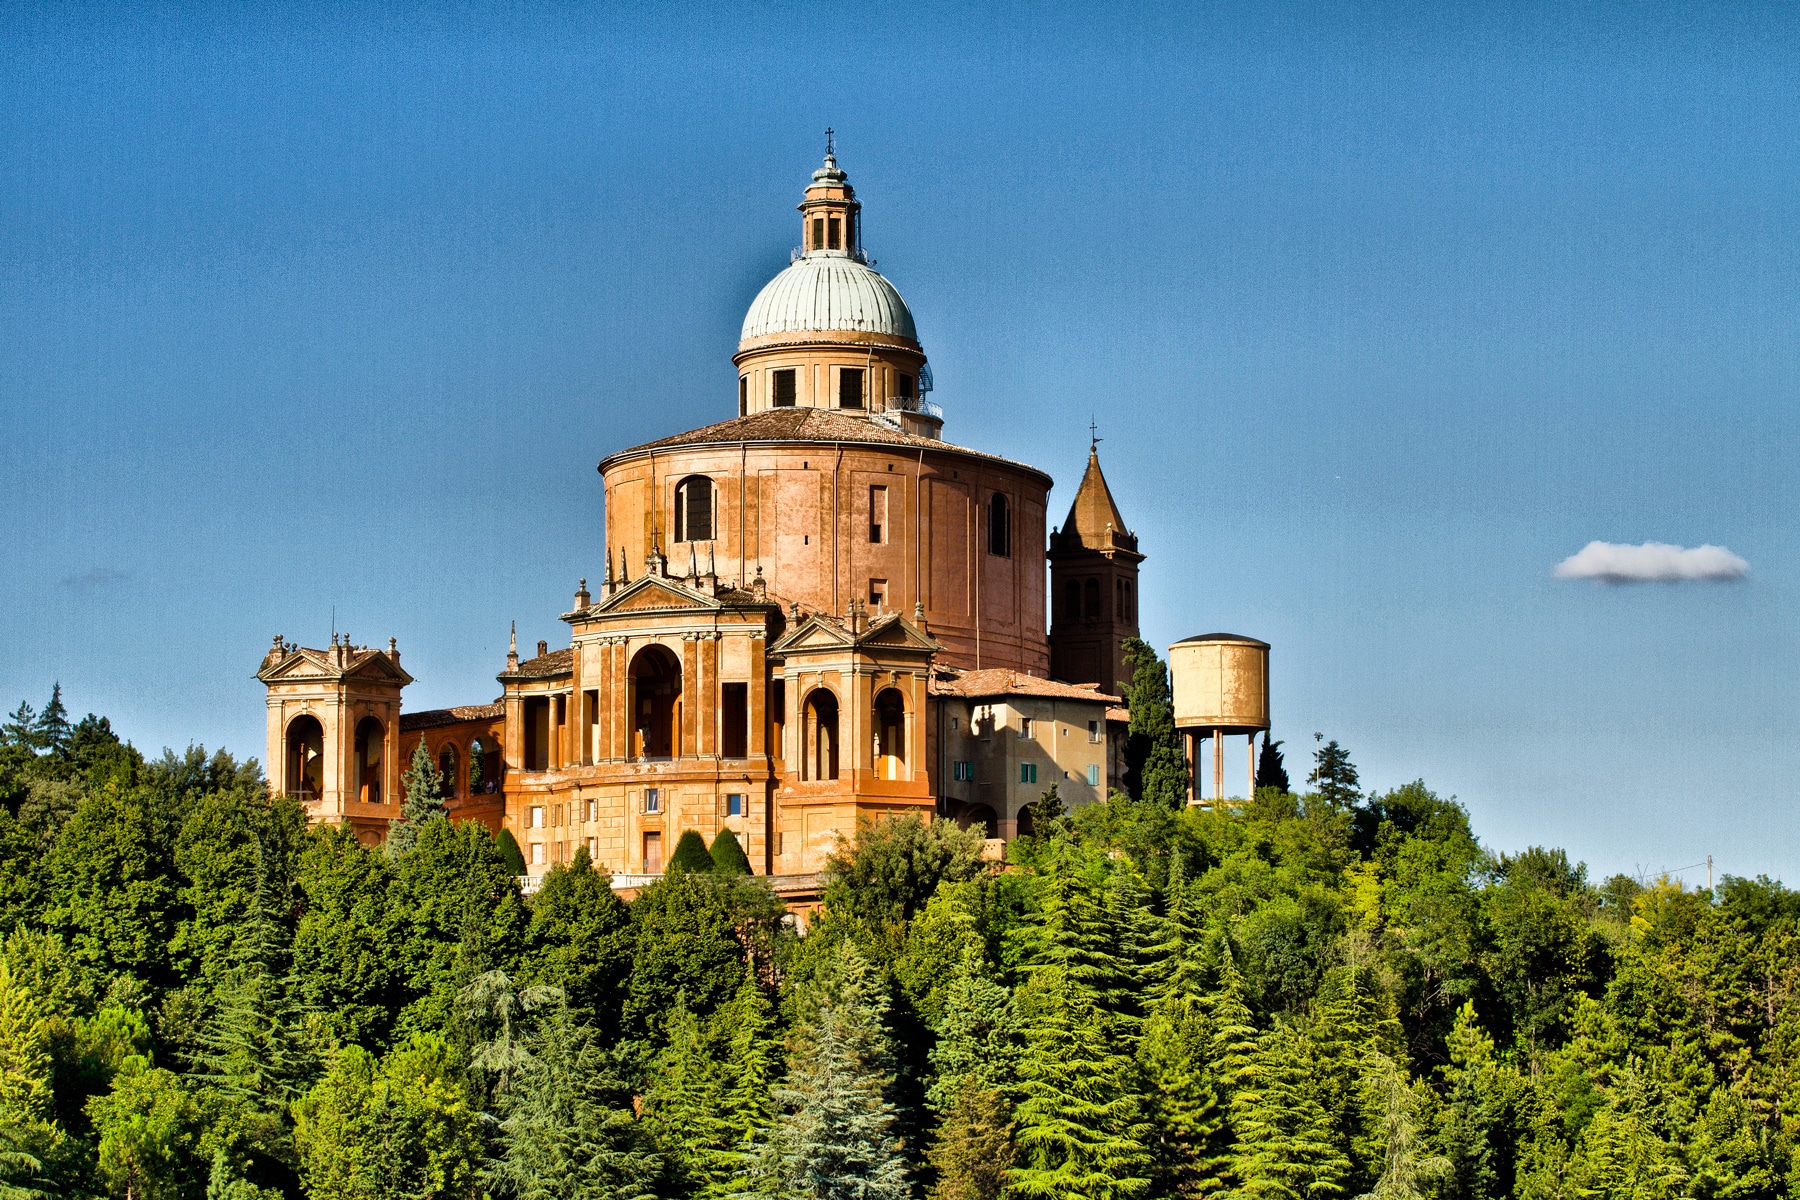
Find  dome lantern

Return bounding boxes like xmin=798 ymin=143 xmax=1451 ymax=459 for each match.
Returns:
xmin=732 ymin=143 xmax=941 ymax=439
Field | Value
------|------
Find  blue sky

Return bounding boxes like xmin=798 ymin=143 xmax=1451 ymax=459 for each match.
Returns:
xmin=3 ymin=2 xmax=1796 ymax=883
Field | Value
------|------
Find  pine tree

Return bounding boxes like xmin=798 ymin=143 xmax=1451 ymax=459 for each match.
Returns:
xmin=0 ymin=704 xmax=35 ymax=753
xmin=925 ymin=946 xmax=1018 ymax=1113
xmin=1255 ymin=736 xmax=1290 ymax=794
xmin=643 ymin=998 xmax=736 ymax=1197
xmin=1227 ymin=1022 xmax=1350 ymax=1200
xmin=0 ymin=961 xmax=52 ymax=1127
xmin=722 ymin=972 xmax=781 ymax=1160
xmin=1007 ymin=965 xmax=1151 ymax=1200
xmin=1122 ymin=639 xmax=1187 ymax=808
xmin=30 ymin=690 xmax=69 ymax=761
xmin=387 ymin=740 xmax=448 ymax=857
xmin=669 ymin=830 xmax=716 ymax=873
xmin=1307 ymin=739 xmax=1360 ymax=811
xmin=927 ymin=1077 xmax=1013 ymax=1200
xmin=1139 ymin=988 xmax=1226 ymax=1199
xmin=769 ymin=941 xmax=909 ymax=1200
xmin=486 ymin=986 xmax=663 ymax=1200
xmin=710 ymin=828 xmax=752 ymax=875
xmin=1361 ymin=1057 xmax=1449 ymax=1200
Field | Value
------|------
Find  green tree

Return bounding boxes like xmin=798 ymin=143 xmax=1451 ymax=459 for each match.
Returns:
xmin=720 ymin=973 xmax=781 ymax=1169
xmin=484 ymin=986 xmax=663 ymax=1200
xmin=1361 ymin=1057 xmax=1448 ymax=1200
xmin=1255 ymin=736 xmax=1290 ymax=794
xmin=1121 ymin=639 xmax=1186 ymax=809
xmin=0 ymin=963 xmax=52 ymax=1127
xmin=928 ymin=1077 xmax=1012 ymax=1200
xmin=710 ymin=828 xmax=752 ymax=876
xmin=496 ymin=829 xmax=527 ymax=876
xmin=521 ymin=847 xmax=633 ymax=1041
xmin=769 ymin=941 xmax=909 ymax=1200
xmin=625 ymin=871 xmax=780 ymax=1039
xmin=668 ymin=831 xmax=716 ymax=874
xmin=1138 ymin=989 xmax=1225 ymax=1199
xmin=292 ymin=1034 xmax=485 ymax=1200
xmin=291 ymin=824 xmax=405 ymax=1049
xmin=643 ymin=999 xmax=735 ymax=1197
xmin=87 ymin=1060 xmax=207 ymax=1200
xmin=386 ymin=740 xmax=447 ymax=858
xmin=822 ymin=814 xmax=985 ymax=932
xmin=1306 ymin=739 xmax=1360 ymax=811
xmin=1226 ymin=1023 xmax=1349 ymax=1200
xmin=31 ymin=690 xmax=70 ymax=762
xmin=1007 ymin=965 xmax=1150 ymax=1200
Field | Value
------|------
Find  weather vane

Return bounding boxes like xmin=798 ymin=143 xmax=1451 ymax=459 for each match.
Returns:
xmin=1089 ymin=417 xmax=1102 ymax=449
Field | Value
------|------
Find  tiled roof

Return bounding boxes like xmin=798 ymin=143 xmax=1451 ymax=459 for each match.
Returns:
xmin=502 ymin=647 xmax=574 ymax=679
xmin=932 ymin=669 xmax=1122 ymax=705
xmin=599 ymin=408 xmax=1051 ymax=481
xmin=1107 ymin=706 xmax=1131 ymax=724
xmin=400 ymin=703 xmax=505 ymax=732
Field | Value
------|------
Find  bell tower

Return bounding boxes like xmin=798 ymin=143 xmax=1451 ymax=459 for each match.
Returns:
xmin=1048 ymin=443 xmax=1144 ymax=693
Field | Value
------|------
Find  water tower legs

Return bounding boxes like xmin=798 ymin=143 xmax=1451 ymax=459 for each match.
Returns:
xmin=1248 ymin=735 xmax=1256 ymax=802
xmin=1212 ymin=727 xmax=1223 ymax=804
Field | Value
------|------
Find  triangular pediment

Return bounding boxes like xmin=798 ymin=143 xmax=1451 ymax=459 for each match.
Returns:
xmin=770 ymin=615 xmax=856 ymax=656
xmin=591 ymin=574 xmax=722 ymax=615
xmin=257 ymin=647 xmax=413 ymax=687
xmin=858 ymin=613 xmax=940 ymax=652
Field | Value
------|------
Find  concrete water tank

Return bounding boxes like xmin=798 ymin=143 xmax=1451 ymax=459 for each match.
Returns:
xmin=1169 ymin=633 xmax=1270 ymax=804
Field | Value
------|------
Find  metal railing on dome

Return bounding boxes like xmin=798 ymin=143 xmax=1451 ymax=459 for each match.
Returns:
xmin=791 ymin=245 xmax=874 ymax=264
xmin=885 ymin=396 xmax=944 ymax=420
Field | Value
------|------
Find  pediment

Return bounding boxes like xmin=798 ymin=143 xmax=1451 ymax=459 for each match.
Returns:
xmin=859 ymin=613 xmax=939 ymax=652
xmin=770 ymin=616 xmax=856 ymax=656
xmin=258 ymin=647 xmax=413 ymax=687
xmin=592 ymin=574 xmax=721 ymax=614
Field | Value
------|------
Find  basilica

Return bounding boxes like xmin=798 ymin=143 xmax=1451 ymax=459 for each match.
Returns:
xmin=256 ymin=150 xmax=1149 ymax=890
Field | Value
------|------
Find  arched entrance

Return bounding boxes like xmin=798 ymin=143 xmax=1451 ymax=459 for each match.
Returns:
xmin=285 ymin=715 xmax=324 ymax=801
xmin=630 ymin=645 xmax=683 ymax=760
xmin=354 ymin=717 xmax=385 ymax=804
xmin=804 ymin=688 xmax=839 ymax=781
xmin=470 ymin=738 xmax=499 ymax=794
xmin=874 ymin=688 xmax=905 ymax=780
xmin=959 ymin=803 xmax=998 ymax=839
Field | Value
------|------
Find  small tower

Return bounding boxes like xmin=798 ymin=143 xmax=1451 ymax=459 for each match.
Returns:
xmin=1048 ymin=443 xmax=1144 ymax=693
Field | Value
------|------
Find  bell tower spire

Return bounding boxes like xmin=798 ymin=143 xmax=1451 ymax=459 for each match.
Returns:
xmin=1048 ymin=442 xmax=1145 ymax=693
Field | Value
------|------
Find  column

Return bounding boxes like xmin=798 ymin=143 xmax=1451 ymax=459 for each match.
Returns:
xmin=681 ymin=635 xmax=698 ymax=758
xmin=700 ymin=634 xmax=719 ymax=757
xmin=748 ymin=633 xmax=767 ymax=756
xmin=1212 ymin=727 xmax=1223 ymax=804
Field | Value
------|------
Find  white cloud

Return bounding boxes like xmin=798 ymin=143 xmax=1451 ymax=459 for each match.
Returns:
xmin=1553 ymin=541 xmax=1748 ymax=584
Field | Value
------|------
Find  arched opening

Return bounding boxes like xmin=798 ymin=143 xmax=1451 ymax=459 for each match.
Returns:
xmin=988 ymin=493 xmax=1011 ymax=557
xmin=675 ymin=476 xmax=714 ymax=543
xmin=804 ymin=689 xmax=839 ymax=781
xmin=1062 ymin=579 xmax=1080 ymax=623
xmin=874 ymin=688 xmax=905 ymax=780
xmin=438 ymin=744 xmax=458 ymax=800
xmin=354 ymin=717 xmax=385 ymax=804
xmin=285 ymin=715 xmax=324 ymax=801
xmin=469 ymin=738 xmax=500 ymax=794
xmin=630 ymin=645 xmax=683 ymax=760
xmin=1084 ymin=578 xmax=1101 ymax=620
xmin=959 ymin=803 xmax=998 ymax=839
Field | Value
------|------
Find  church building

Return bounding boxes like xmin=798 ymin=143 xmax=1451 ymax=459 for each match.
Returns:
xmin=257 ymin=150 xmax=1147 ymax=888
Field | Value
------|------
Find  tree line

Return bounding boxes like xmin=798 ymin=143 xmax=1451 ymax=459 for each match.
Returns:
xmin=1 ymin=662 xmax=1797 ymax=1200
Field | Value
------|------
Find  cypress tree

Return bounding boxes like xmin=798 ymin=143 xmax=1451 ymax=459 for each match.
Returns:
xmin=1121 ymin=639 xmax=1186 ymax=809
xmin=710 ymin=828 xmax=752 ymax=875
xmin=1254 ymin=736 xmax=1289 ymax=794
xmin=497 ymin=829 xmax=526 ymax=876
xmin=668 ymin=830 xmax=715 ymax=873
xmin=387 ymin=741 xmax=448 ymax=857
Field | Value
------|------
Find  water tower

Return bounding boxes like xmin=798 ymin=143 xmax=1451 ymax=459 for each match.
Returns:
xmin=1169 ymin=633 xmax=1270 ymax=806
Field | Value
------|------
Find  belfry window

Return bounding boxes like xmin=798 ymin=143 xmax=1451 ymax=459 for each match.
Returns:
xmin=828 ymin=216 xmax=841 ymax=250
xmin=1062 ymin=580 xmax=1080 ymax=623
xmin=988 ymin=493 xmax=1011 ymax=557
xmin=772 ymin=369 xmax=796 ymax=407
xmin=1084 ymin=578 xmax=1101 ymax=620
xmin=675 ymin=476 xmax=714 ymax=542
xmin=839 ymin=367 xmax=864 ymax=410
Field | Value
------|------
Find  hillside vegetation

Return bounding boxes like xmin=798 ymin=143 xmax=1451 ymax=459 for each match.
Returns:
xmin=1 ymin=685 xmax=1794 ymax=1200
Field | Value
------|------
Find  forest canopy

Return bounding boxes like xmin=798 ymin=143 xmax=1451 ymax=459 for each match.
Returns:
xmin=1 ymin=685 xmax=1795 ymax=1200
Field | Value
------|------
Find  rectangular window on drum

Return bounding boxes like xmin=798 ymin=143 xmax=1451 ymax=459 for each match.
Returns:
xmin=869 ymin=485 xmax=886 ymax=543
xmin=739 ymin=376 xmax=748 ymax=416
xmin=772 ymin=369 xmax=796 ymax=407
xmin=812 ymin=218 xmax=824 ymax=250
xmin=839 ymin=367 xmax=864 ymax=409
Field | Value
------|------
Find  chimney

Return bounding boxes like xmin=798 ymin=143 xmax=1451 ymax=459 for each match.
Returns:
xmin=537 ymin=640 xmax=548 ymax=659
